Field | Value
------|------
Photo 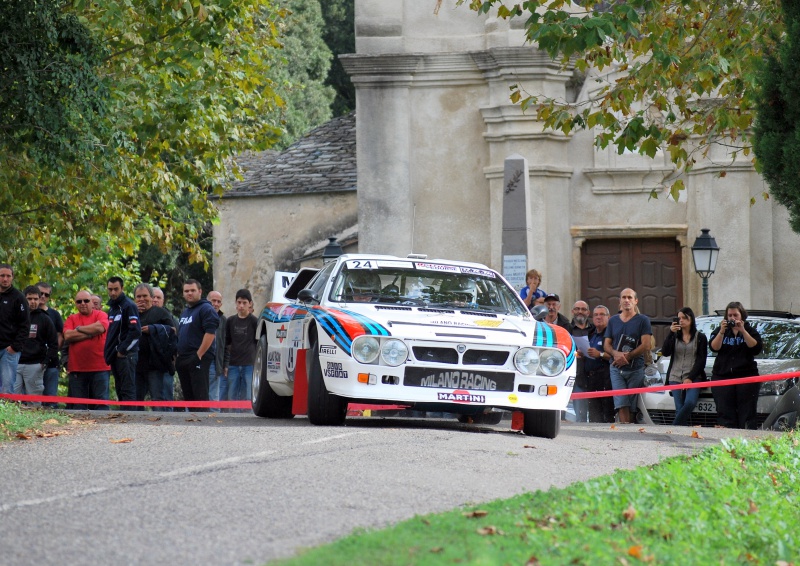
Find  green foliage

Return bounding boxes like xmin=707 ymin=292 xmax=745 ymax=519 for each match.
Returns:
xmin=320 ymin=0 xmax=355 ymax=116
xmin=1 ymin=0 xmax=286 ymax=291
xmin=457 ymin=0 xmax=781 ymax=200
xmin=276 ymin=433 xmax=800 ymax=565
xmin=753 ymin=3 xmax=800 ymax=233
xmin=0 ymin=0 xmax=108 ymax=168
xmin=0 ymin=401 xmax=69 ymax=442
xmin=270 ymin=0 xmax=335 ymax=149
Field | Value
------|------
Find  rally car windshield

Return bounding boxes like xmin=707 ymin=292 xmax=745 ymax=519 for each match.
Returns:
xmin=329 ymin=263 xmax=527 ymax=316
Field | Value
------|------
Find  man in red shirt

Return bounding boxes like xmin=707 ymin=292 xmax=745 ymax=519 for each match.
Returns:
xmin=64 ymin=290 xmax=111 ymax=410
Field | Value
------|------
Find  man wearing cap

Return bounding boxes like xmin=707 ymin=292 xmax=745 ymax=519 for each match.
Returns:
xmin=543 ymin=293 xmax=572 ymax=332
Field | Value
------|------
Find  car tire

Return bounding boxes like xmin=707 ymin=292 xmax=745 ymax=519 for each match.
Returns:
xmin=307 ymin=338 xmax=347 ymax=426
xmin=521 ymin=409 xmax=560 ymax=438
xmin=251 ymin=335 xmax=294 ymax=419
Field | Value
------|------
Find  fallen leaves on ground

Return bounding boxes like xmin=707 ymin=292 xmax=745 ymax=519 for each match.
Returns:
xmin=476 ymin=526 xmax=502 ymax=535
xmin=622 ymin=504 xmax=637 ymax=522
xmin=109 ymin=438 xmax=133 ymax=444
xmin=691 ymin=430 xmax=703 ymax=439
xmin=638 ymin=428 xmax=646 ymax=433
xmin=463 ymin=510 xmax=488 ymax=518
xmin=523 ymin=444 xmax=537 ymax=449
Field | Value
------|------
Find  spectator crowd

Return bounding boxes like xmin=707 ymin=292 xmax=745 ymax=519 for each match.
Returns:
xmin=518 ymin=267 xmax=761 ymax=429
xmin=0 ymin=263 xmax=258 ymax=412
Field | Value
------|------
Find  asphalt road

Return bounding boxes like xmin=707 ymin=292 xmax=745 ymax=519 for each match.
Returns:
xmin=0 ymin=412 xmax=777 ymax=565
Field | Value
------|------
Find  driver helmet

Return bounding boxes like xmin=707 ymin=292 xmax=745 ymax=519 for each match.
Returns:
xmin=345 ymin=270 xmax=381 ymax=299
xmin=440 ymin=277 xmax=477 ymax=303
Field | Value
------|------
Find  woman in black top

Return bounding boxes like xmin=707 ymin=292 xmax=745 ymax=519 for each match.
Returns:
xmin=708 ymin=301 xmax=763 ymax=428
xmin=661 ymin=307 xmax=707 ymax=426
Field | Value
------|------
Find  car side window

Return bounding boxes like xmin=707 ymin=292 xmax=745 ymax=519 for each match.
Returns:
xmin=307 ymin=262 xmax=337 ymax=299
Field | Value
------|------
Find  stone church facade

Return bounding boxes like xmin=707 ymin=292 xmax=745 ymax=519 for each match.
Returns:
xmin=214 ymin=0 xmax=800 ymax=321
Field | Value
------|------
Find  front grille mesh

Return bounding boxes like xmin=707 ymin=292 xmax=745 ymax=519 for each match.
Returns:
xmin=412 ymin=347 xmax=458 ymax=364
xmin=463 ymin=350 xmax=508 ymax=366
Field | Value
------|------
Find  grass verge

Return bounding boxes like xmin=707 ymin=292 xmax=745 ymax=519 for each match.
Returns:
xmin=0 ymin=400 xmax=70 ymax=442
xmin=277 ymin=432 xmax=799 ymax=565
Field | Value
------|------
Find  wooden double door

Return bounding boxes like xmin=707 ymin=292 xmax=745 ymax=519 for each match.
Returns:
xmin=581 ymin=238 xmax=683 ymax=346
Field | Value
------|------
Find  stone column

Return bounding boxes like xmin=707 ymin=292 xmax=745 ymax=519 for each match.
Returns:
xmin=501 ymin=154 xmax=533 ymax=289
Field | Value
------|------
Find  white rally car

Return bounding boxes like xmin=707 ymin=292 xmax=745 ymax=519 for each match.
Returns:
xmin=251 ymin=254 xmax=576 ymax=438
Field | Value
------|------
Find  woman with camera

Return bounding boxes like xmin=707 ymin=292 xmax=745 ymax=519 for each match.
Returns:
xmin=662 ymin=307 xmax=708 ymax=426
xmin=708 ymin=302 xmax=763 ymax=428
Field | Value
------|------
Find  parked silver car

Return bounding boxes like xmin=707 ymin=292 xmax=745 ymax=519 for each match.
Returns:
xmin=638 ymin=312 xmax=800 ymax=429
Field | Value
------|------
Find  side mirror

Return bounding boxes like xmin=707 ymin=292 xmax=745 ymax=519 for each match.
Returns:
xmin=297 ymin=289 xmax=319 ymax=304
xmin=531 ymin=304 xmax=548 ymax=322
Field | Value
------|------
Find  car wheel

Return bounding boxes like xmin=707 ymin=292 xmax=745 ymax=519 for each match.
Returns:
xmin=307 ymin=338 xmax=347 ymax=426
xmin=521 ymin=409 xmax=560 ymax=439
xmin=251 ymin=335 xmax=294 ymax=419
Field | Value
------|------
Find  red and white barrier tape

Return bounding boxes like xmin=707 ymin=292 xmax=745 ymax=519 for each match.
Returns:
xmin=570 ymin=370 xmax=800 ymax=399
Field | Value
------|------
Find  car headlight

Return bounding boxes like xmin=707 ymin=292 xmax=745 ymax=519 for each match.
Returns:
xmin=352 ymin=336 xmax=380 ymax=364
xmin=514 ymin=348 xmax=540 ymax=375
xmin=539 ymin=349 xmax=566 ymax=376
xmin=759 ymin=379 xmax=793 ymax=396
xmin=381 ymin=339 xmax=408 ymax=366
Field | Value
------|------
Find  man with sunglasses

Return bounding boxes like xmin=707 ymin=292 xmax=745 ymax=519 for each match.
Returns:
xmin=36 ymin=281 xmax=64 ymax=407
xmin=64 ymin=290 xmax=111 ymax=409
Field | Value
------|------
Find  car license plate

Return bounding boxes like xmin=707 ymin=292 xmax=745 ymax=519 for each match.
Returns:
xmin=693 ymin=400 xmax=716 ymax=413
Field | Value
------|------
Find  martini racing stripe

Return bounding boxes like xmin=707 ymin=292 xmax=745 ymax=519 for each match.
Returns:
xmin=531 ymin=322 xmax=576 ymax=368
xmin=260 ymin=304 xmax=307 ymax=324
xmin=310 ymin=307 xmax=390 ymax=356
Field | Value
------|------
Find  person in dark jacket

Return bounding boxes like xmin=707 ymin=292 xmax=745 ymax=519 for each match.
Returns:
xmin=134 ymin=284 xmax=176 ymax=411
xmin=662 ymin=307 xmax=708 ymax=426
xmin=104 ymin=277 xmax=141 ymax=408
xmin=176 ymin=279 xmax=219 ymax=410
xmin=708 ymin=301 xmax=763 ymax=428
xmin=14 ymin=286 xmax=57 ymax=406
xmin=0 ymin=264 xmax=29 ymax=394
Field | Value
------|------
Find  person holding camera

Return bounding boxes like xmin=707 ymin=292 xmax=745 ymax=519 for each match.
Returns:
xmin=708 ymin=301 xmax=763 ymax=428
xmin=661 ymin=307 xmax=707 ymax=426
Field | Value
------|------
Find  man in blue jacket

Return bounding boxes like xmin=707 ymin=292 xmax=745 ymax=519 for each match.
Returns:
xmin=104 ymin=277 xmax=141 ymax=408
xmin=176 ymin=279 xmax=219 ymax=411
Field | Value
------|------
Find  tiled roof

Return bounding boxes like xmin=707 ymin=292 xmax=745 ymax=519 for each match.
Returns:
xmin=224 ymin=112 xmax=356 ymax=197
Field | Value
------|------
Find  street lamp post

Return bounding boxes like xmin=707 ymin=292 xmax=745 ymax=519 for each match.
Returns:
xmin=690 ymin=228 xmax=720 ymax=316
xmin=322 ymin=237 xmax=344 ymax=263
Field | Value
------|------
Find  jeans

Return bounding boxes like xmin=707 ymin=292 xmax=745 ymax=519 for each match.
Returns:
xmin=672 ymin=384 xmax=700 ymax=426
xmin=43 ymin=366 xmax=60 ymax=407
xmin=227 ymin=365 xmax=253 ymax=411
xmin=609 ymin=358 xmax=645 ymax=412
xmin=209 ymin=361 xmax=222 ymax=413
xmin=14 ymin=363 xmax=45 ymax=406
xmin=162 ymin=372 xmax=174 ymax=412
xmin=68 ymin=371 xmax=110 ymax=410
xmin=0 ymin=349 xmax=21 ymax=394
xmin=136 ymin=369 xmax=170 ymax=409
xmin=571 ymin=384 xmax=588 ymax=423
xmin=110 ymin=353 xmax=139 ymax=409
